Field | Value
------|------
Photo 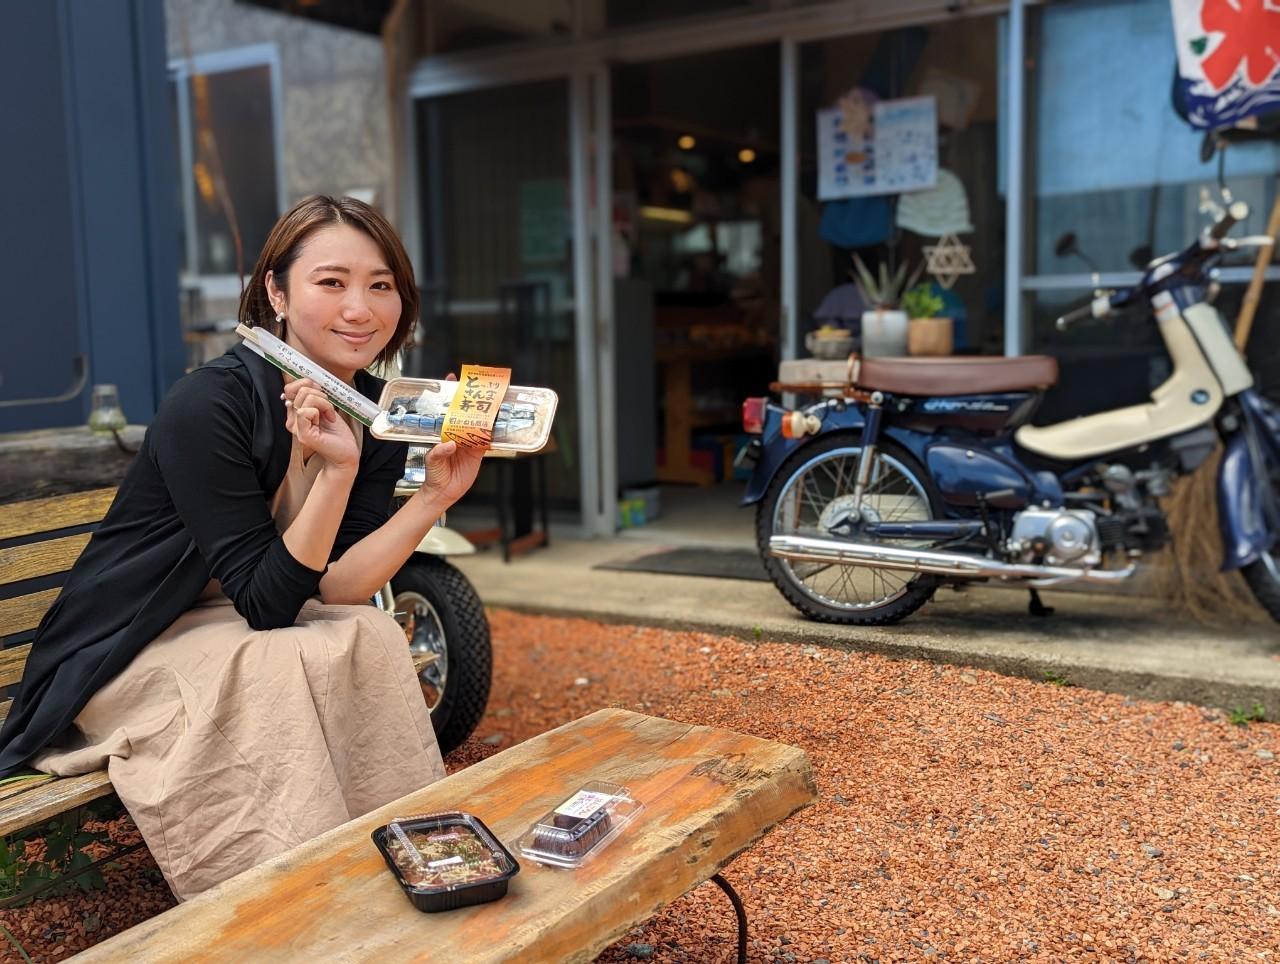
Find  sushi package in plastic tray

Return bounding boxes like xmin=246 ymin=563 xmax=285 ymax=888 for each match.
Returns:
xmin=237 ymin=324 xmax=557 ymax=453
xmin=373 ymin=377 xmax=557 ymax=453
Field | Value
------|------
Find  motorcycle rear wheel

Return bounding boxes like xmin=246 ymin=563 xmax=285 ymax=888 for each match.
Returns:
xmin=757 ymin=432 xmax=945 ymax=625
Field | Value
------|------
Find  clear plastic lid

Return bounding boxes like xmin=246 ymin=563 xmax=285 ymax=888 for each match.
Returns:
xmin=383 ymin=812 xmax=516 ymax=892
xmin=373 ymin=378 xmax=558 ymax=453
xmin=517 ymin=781 xmax=643 ymax=869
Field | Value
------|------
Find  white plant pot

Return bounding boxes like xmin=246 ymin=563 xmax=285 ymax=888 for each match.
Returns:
xmin=860 ymin=309 xmax=909 ymax=358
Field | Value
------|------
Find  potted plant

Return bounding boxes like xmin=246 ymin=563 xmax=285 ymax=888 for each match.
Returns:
xmin=902 ymin=281 xmax=954 ymax=356
xmin=850 ymin=254 xmax=922 ymax=357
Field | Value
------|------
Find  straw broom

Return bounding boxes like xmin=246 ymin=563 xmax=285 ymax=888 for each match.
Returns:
xmin=1149 ymin=195 xmax=1280 ymax=622
xmin=1148 ymin=446 xmax=1267 ymax=623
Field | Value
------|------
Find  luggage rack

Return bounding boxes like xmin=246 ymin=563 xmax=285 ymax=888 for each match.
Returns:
xmin=769 ymin=354 xmax=875 ymax=402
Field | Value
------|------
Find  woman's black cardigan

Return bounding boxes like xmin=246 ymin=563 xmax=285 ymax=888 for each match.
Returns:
xmin=0 ymin=345 xmax=408 ymax=776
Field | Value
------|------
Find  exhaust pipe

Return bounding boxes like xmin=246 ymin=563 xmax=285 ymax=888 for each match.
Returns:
xmin=768 ymin=534 xmax=1136 ymax=587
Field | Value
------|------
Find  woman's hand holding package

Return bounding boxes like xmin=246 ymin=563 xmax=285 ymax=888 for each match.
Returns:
xmin=417 ymin=373 xmax=484 ymax=511
xmin=283 ymin=378 xmax=359 ymax=473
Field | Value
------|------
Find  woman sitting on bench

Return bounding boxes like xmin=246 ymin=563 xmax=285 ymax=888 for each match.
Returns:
xmin=0 ymin=196 xmax=483 ymax=900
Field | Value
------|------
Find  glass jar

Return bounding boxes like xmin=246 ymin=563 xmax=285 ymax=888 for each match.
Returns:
xmin=87 ymin=384 xmax=127 ymax=435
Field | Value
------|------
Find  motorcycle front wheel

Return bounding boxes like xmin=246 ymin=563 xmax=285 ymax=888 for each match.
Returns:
xmin=1241 ymin=551 xmax=1280 ymax=622
xmin=757 ymin=431 xmax=945 ymax=625
xmin=390 ymin=555 xmax=492 ymax=754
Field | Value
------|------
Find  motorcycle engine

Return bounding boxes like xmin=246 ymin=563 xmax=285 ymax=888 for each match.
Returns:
xmin=1007 ymin=508 xmax=1101 ymax=567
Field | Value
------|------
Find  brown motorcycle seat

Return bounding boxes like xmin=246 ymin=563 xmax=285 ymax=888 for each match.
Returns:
xmin=856 ymin=355 xmax=1059 ymax=396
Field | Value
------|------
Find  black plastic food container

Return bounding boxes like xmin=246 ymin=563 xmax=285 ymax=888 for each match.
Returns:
xmin=372 ymin=811 xmax=520 ymax=913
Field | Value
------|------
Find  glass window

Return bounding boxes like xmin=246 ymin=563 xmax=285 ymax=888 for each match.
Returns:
xmin=797 ymin=17 xmax=1005 ymax=354
xmin=1029 ymin=0 xmax=1279 ymax=278
xmin=414 ymin=79 xmax=581 ymax=512
xmin=170 ymin=61 xmax=280 ymax=278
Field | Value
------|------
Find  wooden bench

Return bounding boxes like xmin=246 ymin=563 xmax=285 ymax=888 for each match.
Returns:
xmin=74 ymin=708 xmax=816 ymax=963
xmin=0 ymin=487 xmax=438 ymax=842
xmin=0 ymin=488 xmax=119 ymax=837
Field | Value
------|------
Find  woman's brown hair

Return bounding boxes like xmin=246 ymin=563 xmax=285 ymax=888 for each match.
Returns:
xmin=239 ymin=195 xmax=419 ymax=371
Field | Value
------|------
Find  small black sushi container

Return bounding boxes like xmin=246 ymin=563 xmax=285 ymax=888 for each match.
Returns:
xmin=372 ymin=811 xmax=520 ymax=912
xmin=516 ymin=781 xmax=643 ymax=869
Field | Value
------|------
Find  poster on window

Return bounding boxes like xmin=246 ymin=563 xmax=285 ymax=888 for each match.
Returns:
xmin=1170 ymin=0 xmax=1280 ymax=130
xmin=818 ymin=94 xmax=937 ymax=200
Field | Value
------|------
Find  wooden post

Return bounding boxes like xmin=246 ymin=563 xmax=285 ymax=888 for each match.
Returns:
xmin=1234 ymin=194 xmax=1280 ymax=351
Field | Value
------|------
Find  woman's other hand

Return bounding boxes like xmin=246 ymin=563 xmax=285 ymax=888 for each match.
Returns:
xmin=282 ymin=378 xmax=359 ymax=472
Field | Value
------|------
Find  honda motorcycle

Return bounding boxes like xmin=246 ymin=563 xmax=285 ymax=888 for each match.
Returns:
xmin=740 ymin=201 xmax=1280 ymax=625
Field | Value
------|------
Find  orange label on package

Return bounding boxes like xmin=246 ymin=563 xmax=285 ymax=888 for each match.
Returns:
xmin=441 ymin=364 xmax=512 ymax=448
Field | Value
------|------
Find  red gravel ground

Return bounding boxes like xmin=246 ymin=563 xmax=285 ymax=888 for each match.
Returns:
xmin=2 ymin=609 xmax=1277 ymax=962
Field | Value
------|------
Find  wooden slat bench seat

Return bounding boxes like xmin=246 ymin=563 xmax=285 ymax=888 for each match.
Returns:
xmin=77 ymin=708 xmax=817 ymax=963
xmin=0 ymin=488 xmax=120 ymax=836
xmin=0 ymin=487 xmax=438 ymax=840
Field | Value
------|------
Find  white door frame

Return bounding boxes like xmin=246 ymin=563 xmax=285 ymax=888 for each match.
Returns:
xmin=591 ymin=63 xmax=617 ymax=538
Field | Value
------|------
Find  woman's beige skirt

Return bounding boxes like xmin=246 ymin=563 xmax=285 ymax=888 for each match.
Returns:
xmin=35 ymin=596 xmax=446 ymax=901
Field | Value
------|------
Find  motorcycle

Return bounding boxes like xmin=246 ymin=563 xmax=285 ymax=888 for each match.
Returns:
xmin=740 ymin=201 xmax=1280 ymax=625
xmin=377 ymin=445 xmax=491 ymax=753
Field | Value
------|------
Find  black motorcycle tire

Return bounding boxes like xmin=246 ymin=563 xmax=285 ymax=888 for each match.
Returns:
xmin=390 ymin=556 xmax=492 ymax=754
xmin=756 ymin=431 xmax=946 ymax=625
xmin=1241 ymin=553 xmax=1280 ymax=622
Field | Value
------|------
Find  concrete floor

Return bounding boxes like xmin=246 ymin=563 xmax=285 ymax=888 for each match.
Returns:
xmin=444 ymin=482 xmax=1280 ymax=716
xmin=615 ymin=482 xmax=756 ymax=548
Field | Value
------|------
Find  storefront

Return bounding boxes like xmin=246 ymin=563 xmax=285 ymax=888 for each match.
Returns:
xmin=401 ymin=0 xmax=1278 ymax=537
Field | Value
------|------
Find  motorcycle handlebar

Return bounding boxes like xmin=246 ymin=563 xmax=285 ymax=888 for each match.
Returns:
xmin=1055 ymin=290 xmax=1117 ymax=331
xmin=1055 ymin=304 xmax=1093 ymax=331
xmin=1209 ymin=200 xmax=1250 ymax=241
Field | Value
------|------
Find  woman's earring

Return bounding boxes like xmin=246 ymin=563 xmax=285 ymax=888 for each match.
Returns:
xmin=274 ymin=310 xmax=285 ymax=334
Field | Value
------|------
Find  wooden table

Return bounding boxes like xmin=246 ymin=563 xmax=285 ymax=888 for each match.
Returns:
xmin=77 ymin=708 xmax=816 ymax=963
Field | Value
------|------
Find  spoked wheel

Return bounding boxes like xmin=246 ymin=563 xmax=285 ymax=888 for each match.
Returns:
xmin=757 ymin=432 xmax=945 ymax=624
xmin=390 ymin=556 xmax=492 ymax=754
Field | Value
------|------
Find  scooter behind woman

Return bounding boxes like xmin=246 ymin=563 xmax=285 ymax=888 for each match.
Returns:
xmin=378 ymin=445 xmax=491 ymax=754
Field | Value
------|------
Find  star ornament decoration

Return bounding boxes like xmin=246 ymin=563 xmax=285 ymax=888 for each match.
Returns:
xmin=922 ymin=233 xmax=975 ymax=289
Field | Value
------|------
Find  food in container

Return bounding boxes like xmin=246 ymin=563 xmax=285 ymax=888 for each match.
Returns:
xmin=517 ymin=781 xmax=643 ymax=869
xmin=372 ymin=811 xmax=519 ymax=912
xmin=373 ymin=378 xmax=557 ymax=453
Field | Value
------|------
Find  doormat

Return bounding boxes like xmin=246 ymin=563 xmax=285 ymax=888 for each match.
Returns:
xmin=595 ymin=547 xmax=768 ymax=582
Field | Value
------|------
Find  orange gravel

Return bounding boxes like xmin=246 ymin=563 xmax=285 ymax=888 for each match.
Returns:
xmin=2 ymin=609 xmax=1277 ymax=962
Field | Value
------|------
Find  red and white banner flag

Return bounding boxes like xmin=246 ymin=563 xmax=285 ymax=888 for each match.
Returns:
xmin=1171 ymin=0 xmax=1280 ymax=129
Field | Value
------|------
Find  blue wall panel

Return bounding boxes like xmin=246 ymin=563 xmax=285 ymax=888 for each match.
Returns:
xmin=0 ymin=0 xmax=181 ymax=434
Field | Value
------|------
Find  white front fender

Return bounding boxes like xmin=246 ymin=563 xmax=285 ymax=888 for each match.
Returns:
xmin=416 ymin=525 xmax=477 ymax=556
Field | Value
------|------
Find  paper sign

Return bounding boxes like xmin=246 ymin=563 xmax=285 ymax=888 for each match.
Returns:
xmin=441 ymin=364 xmax=512 ymax=448
xmin=818 ymin=95 xmax=938 ymax=200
